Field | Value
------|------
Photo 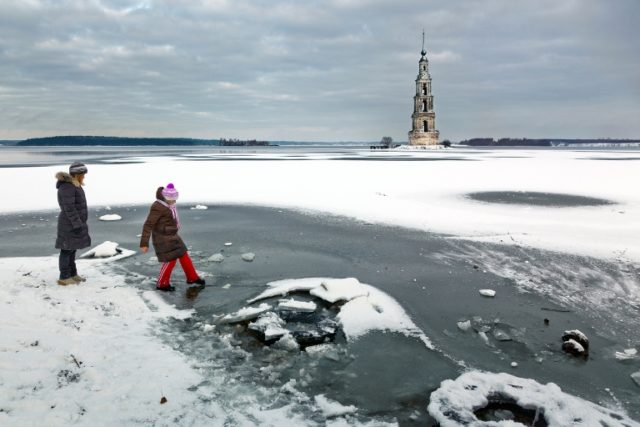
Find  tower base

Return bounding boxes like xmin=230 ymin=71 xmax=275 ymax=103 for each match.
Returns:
xmin=408 ymin=130 xmax=439 ymax=146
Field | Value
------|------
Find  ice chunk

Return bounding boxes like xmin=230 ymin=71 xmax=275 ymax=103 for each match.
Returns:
xmin=241 ymin=252 xmax=256 ymax=262
xmin=478 ymin=289 xmax=496 ymax=297
xmin=492 ymin=329 xmax=512 ymax=341
xmin=338 ymin=283 xmax=433 ymax=349
xmin=428 ymin=370 xmax=639 ymax=426
xmin=81 ymin=241 xmax=120 ymax=258
xmin=278 ymin=298 xmax=317 ymax=312
xmin=248 ymin=278 xmax=327 ymax=303
xmin=457 ymin=320 xmax=471 ymax=331
xmin=615 ymin=348 xmax=638 ymax=360
xmin=98 ymin=214 xmax=122 ymax=221
xmin=562 ymin=329 xmax=589 ymax=355
xmin=248 ymin=312 xmax=288 ymax=341
xmin=273 ymin=332 xmax=299 ymax=351
xmin=478 ymin=331 xmax=490 ymax=345
xmin=224 ymin=242 xmax=233 ymax=246
xmin=309 ymin=278 xmax=368 ymax=303
xmin=562 ymin=338 xmax=585 ymax=356
xmin=510 ymin=362 xmax=518 ymax=368
xmin=305 ymin=344 xmax=341 ymax=361
xmin=314 ymin=394 xmax=357 ymax=417
xmin=219 ymin=303 xmax=272 ymax=323
xmin=208 ymin=253 xmax=225 ymax=263
xmin=190 ymin=205 xmax=208 ymax=210
xmin=79 ymin=241 xmax=136 ymax=261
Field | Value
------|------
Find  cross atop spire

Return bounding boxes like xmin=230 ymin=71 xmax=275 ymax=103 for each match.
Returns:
xmin=421 ymin=29 xmax=426 ymax=58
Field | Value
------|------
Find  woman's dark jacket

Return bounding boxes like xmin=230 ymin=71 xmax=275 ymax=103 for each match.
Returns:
xmin=55 ymin=172 xmax=91 ymax=250
xmin=140 ymin=188 xmax=187 ymax=262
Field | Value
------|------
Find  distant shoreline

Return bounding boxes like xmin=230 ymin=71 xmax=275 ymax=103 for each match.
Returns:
xmin=1 ymin=135 xmax=639 ymax=147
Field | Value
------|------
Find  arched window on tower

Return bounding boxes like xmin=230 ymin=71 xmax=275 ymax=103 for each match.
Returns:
xmin=423 ymin=121 xmax=429 ymax=132
xmin=422 ymin=100 xmax=427 ymax=111
xmin=422 ymin=84 xmax=427 ymax=95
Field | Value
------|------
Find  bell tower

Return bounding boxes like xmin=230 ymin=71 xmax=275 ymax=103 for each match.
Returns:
xmin=408 ymin=31 xmax=439 ymax=145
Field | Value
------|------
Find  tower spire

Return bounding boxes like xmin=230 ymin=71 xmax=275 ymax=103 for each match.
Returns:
xmin=421 ymin=29 xmax=426 ymax=57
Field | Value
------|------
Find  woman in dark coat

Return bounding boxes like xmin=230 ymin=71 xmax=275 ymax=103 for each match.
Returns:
xmin=55 ymin=162 xmax=91 ymax=286
xmin=140 ymin=183 xmax=205 ymax=292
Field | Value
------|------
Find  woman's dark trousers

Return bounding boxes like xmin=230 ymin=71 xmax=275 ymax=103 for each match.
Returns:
xmin=59 ymin=249 xmax=77 ymax=280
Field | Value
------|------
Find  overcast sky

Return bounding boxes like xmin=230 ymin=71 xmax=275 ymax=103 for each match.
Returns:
xmin=1 ymin=0 xmax=638 ymax=142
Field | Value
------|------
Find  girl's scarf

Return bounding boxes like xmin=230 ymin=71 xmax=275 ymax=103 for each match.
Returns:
xmin=157 ymin=199 xmax=181 ymax=230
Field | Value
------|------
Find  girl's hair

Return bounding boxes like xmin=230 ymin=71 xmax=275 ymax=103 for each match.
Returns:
xmin=156 ymin=186 xmax=165 ymax=201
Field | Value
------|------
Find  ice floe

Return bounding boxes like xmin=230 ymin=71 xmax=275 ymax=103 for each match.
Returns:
xmin=314 ymin=394 xmax=357 ymax=417
xmin=208 ymin=253 xmax=225 ymax=262
xmin=478 ymin=289 xmax=496 ymax=297
xmin=190 ymin=204 xmax=208 ymax=210
xmin=309 ymin=277 xmax=368 ymax=303
xmin=278 ymin=298 xmax=317 ymax=312
xmin=241 ymin=252 xmax=256 ymax=262
xmin=98 ymin=213 xmax=122 ymax=221
xmin=615 ymin=348 xmax=638 ymax=360
xmin=219 ymin=303 xmax=272 ymax=323
xmin=79 ymin=241 xmax=136 ymax=261
xmin=428 ymin=370 xmax=639 ymax=426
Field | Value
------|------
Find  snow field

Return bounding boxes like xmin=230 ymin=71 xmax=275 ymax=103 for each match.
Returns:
xmin=2 ymin=148 xmax=639 ymax=262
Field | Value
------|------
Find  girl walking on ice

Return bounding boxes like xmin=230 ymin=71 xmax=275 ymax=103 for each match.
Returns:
xmin=140 ymin=183 xmax=205 ymax=292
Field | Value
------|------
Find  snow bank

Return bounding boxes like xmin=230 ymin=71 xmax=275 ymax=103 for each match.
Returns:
xmin=3 ymin=149 xmax=639 ymax=261
xmin=0 ymin=257 xmax=323 ymax=426
xmin=0 ymin=257 xmax=208 ymax=426
xmin=428 ymin=370 xmax=639 ymax=426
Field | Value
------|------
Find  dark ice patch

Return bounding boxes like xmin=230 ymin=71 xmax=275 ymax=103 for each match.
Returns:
xmin=466 ymin=191 xmax=613 ymax=207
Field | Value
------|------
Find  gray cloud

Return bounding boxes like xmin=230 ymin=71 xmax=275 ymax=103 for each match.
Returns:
xmin=0 ymin=0 xmax=638 ymax=141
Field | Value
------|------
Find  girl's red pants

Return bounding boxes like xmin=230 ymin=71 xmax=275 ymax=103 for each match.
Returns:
xmin=157 ymin=253 xmax=199 ymax=287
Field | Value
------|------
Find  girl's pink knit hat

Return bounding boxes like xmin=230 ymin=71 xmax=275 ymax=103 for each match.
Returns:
xmin=161 ymin=183 xmax=179 ymax=200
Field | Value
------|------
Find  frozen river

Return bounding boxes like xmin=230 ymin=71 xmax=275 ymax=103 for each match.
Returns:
xmin=0 ymin=145 xmax=639 ymax=425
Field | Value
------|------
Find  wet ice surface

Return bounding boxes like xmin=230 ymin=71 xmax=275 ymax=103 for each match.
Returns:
xmin=466 ymin=191 xmax=614 ymax=207
xmin=1 ymin=205 xmax=639 ymax=425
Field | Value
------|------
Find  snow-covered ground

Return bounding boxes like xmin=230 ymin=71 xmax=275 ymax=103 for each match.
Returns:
xmin=2 ymin=148 xmax=638 ymax=262
xmin=1 ymin=147 xmax=639 ymax=425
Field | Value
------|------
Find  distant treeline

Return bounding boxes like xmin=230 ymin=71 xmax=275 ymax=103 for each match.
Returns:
xmin=219 ymin=138 xmax=270 ymax=146
xmin=458 ymin=138 xmax=640 ymax=147
xmin=17 ymin=136 xmax=218 ymax=146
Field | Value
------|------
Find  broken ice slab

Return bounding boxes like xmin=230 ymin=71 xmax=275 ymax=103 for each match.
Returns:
xmin=98 ymin=214 xmax=122 ymax=221
xmin=241 ymin=252 xmax=256 ymax=262
xmin=79 ymin=241 xmax=136 ymax=261
xmin=219 ymin=303 xmax=272 ymax=323
xmin=492 ymin=329 xmax=512 ymax=341
xmin=479 ymin=289 xmax=496 ymax=297
xmin=614 ymin=348 xmax=638 ymax=361
xmin=457 ymin=320 xmax=472 ymax=331
xmin=248 ymin=312 xmax=288 ymax=342
xmin=208 ymin=253 xmax=225 ymax=262
xmin=277 ymin=298 xmax=317 ymax=312
xmin=309 ymin=278 xmax=369 ymax=303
